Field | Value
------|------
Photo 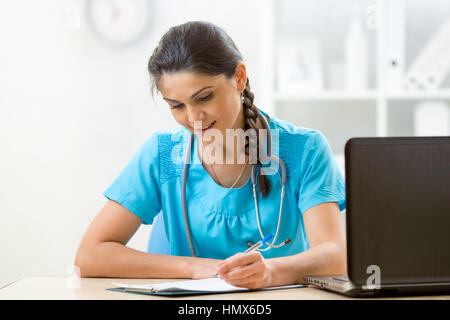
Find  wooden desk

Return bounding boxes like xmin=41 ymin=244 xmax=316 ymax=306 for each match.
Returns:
xmin=1 ymin=277 xmax=449 ymax=300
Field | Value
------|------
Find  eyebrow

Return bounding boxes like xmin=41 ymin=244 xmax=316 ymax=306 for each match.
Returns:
xmin=163 ymin=86 xmax=215 ymax=104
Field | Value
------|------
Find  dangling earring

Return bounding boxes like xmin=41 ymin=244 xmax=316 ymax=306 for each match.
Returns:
xmin=240 ymin=92 xmax=245 ymax=105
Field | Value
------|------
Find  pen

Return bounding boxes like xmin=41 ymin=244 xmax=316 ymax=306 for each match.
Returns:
xmin=213 ymin=233 xmax=274 ymax=278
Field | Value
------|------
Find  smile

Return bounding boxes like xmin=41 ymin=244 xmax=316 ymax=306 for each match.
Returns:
xmin=201 ymin=121 xmax=216 ymax=132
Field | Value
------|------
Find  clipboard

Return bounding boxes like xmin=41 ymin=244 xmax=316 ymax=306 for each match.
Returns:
xmin=107 ymin=278 xmax=305 ymax=296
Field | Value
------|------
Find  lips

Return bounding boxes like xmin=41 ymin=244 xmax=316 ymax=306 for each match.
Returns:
xmin=201 ymin=121 xmax=216 ymax=132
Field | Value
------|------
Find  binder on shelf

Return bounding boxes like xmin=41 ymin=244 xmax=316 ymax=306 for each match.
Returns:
xmin=385 ymin=0 xmax=405 ymax=92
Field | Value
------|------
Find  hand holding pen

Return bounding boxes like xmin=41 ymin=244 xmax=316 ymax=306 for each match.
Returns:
xmin=214 ymin=233 xmax=274 ymax=278
xmin=214 ymin=234 xmax=275 ymax=289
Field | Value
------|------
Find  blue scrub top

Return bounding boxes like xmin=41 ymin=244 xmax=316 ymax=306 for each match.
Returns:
xmin=103 ymin=110 xmax=346 ymax=259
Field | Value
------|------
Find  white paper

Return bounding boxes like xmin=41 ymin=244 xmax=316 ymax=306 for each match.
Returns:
xmin=113 ymin=278 xmax=248 ymax=293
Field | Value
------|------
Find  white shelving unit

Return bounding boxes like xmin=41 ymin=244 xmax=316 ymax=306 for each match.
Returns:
xmin=258 ymin=0 xmax=450 ymax=162
xmin=274 ymin=90 xmax=379 ymax=101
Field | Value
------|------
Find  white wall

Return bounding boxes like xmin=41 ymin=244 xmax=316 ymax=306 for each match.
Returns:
xmin=0 ymin=0 xmax=262 ymax=287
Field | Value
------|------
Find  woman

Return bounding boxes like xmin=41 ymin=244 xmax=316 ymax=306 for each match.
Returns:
xmin=75 ymin=21 xmax=347 ymax=289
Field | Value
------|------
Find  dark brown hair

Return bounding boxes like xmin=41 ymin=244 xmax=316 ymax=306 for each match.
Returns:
xmin=148 ymin=21 xmax=271 ymax=197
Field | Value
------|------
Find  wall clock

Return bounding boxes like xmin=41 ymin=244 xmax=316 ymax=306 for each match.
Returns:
xmin=86 ymin=0 xmax=153 ymax=47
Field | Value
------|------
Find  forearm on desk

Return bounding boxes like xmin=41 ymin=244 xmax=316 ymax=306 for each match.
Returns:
xmin=75 ymin=241 xmax=212 ymax=279
xmin=268 ymin=241 xmax=347 ymax=286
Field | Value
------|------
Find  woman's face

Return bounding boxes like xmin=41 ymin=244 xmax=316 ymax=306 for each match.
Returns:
xmin=157 ymin=66 xmax=246 ymax=141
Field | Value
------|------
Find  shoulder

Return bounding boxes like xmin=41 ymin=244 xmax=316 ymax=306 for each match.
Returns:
xmin=132 ymin=125 xmax=189 ymax=172
xmin=270 ymin=115 xmax=327 ymax=152
xmin=268 ymin=115 xmax=332 ymax=183
xmin=139 ymin=126 xmax=190 ymax=154
xmin=145 ymin=126 xmax=188 ymax=143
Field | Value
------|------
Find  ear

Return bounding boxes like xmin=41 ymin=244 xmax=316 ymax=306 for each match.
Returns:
xmin=234 ymin=62 xmax=247 ymax=93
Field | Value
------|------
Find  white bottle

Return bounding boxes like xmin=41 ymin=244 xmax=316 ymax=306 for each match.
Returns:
xmin=345 ymin=2 xmax=368 ymax=91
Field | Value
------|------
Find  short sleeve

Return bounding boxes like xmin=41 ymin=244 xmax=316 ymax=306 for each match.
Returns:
xmin=103 ymin=133 xmax=161 ymax=225
xmin=297 ymin=131 xmax=346 ymax=215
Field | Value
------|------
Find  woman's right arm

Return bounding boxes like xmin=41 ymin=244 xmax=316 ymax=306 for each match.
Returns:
xmin=74 ymin=200 xmax=219 ymax=279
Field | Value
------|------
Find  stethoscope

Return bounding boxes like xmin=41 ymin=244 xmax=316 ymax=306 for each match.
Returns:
xmin=181 ymin=108 xmax=291 ymax=257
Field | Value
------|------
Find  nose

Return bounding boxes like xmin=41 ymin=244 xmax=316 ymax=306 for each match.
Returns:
xmin=186 ymin=105 xmax=206 ymax=127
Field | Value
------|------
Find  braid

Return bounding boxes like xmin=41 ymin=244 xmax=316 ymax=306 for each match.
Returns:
xmin=242 ymin=78 xmax=271 ymax=198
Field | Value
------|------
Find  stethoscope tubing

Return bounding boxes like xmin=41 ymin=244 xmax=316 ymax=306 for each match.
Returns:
xmin=181 ymin=133 xmax=197 ymax=256
xmin=181 ymin=108 xmax=288 ymax=257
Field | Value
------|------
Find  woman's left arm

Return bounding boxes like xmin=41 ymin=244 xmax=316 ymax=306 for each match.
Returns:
xmin=216 ymin=202 xmax=347 ymax=289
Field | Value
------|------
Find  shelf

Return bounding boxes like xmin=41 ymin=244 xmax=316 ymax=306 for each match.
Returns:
xmin=386 ymin=89 xmax=450 ymax=100
xmin=273 ymin=89 xmax=450 ymax=102
xmin=274 ymin=90 xmax=378 ymax=101
xmin=266 ymin=0 xmax=450 ymax=143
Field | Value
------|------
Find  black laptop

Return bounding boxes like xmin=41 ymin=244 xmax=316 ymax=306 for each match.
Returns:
xmin=303 ymin=137 xmax=450 ymax=297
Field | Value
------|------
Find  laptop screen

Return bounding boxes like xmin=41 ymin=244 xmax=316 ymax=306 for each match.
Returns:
xmin=345 ymin=137 xmax=450 ymax=285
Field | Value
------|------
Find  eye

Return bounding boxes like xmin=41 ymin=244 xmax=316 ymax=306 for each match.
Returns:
xmin=198 ymin=93 xmax=213 ymax=102
xmin=170 ymin=103 xmax=184 ymax=110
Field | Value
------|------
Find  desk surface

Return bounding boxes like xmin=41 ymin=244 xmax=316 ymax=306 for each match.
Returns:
xmin=1 ymin=277 xmax=450 ymax=300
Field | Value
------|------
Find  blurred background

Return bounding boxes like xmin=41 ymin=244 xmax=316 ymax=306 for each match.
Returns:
xmin=1 ymin=0 xmax=449 ymax=287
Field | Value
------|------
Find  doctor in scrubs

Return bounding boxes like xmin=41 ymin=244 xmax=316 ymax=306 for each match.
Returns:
xmin=75 ymin=21 xmax=347 ymax=289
